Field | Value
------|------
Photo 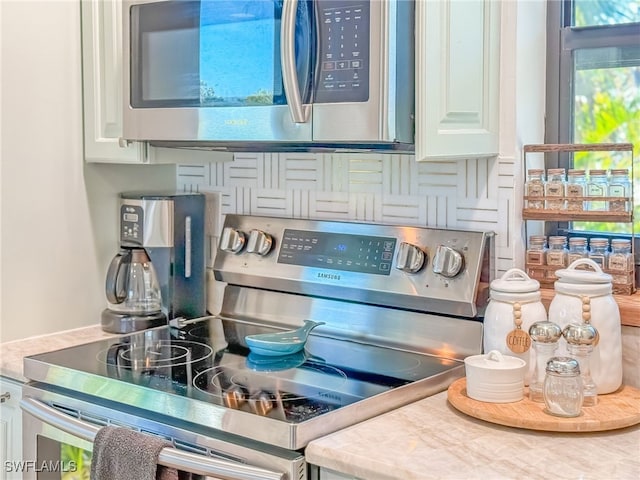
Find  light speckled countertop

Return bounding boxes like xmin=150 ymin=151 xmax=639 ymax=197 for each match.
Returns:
xmin=306 ymin=391 xmax=640 ymax=480
xmin=0 ymin=325 xmax=118 ymax=382
xmin=2 ymin=326 xmax=639 ymax=480
xmin=305 ymin=324 xmax=638 ymax=480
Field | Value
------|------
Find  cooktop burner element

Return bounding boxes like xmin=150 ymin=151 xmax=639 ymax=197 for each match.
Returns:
xmin=24 ymin=215 xmax=494 ymax=450
xmin=193 ymin=360 xmax=348 ymax=422
xmin=97 ymin=340 xmax=214 ymax=369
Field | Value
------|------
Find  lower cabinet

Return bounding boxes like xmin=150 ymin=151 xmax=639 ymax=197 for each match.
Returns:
xmin=0 ymin=378 xmax=23 ymax=480
xmin=319 ymin=468 xmax=360 ymax=480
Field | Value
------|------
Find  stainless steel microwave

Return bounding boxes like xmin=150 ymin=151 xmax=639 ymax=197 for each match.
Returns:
xmin=122 ymin=0 xmax=414 ymax=152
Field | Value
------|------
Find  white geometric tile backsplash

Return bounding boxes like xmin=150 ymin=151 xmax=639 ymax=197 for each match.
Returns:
xmin=177 ymin=152 xmax=517 ymax=274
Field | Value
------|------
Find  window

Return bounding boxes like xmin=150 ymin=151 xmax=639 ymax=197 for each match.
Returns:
xmin=546 ymin=0 xmax=640 ymax=238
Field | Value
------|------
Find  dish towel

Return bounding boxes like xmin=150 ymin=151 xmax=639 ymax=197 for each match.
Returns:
xmin=91 ymin=426 xmax=183 ymax=480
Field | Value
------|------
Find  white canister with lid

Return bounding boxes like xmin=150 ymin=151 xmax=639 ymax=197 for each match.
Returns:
xmin=548 ymin=258 xmax=622 ymax=394
xmin=483 ymin=268 xmax=547 ymax=385
xmin=464 ymin=350 xmax=527 ymax=403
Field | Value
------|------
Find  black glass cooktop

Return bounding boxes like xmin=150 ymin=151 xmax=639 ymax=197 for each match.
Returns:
xmin=24 ymin=317 xmax=461 ymax=425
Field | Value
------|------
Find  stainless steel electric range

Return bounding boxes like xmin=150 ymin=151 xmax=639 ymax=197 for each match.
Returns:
xmin=21 ymin=215 xmax=494 ymax=480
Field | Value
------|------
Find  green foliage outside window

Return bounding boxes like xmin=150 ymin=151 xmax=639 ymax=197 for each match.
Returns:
xmin=573 ymin=64 xmax=639 ymax=234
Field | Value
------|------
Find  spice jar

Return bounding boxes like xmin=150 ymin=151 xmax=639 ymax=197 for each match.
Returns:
xmin=548 ymin=258 xmax=622 ymax=394
xmin=608 ymin=168 xmax=631 ymax=212
xmin=608 ymin=239 xmax=633 ymax=272
xmin=566 ymin=169 xmax=586 ymax=211
xmin=567 ymin=237 xmax=589 ymax=266
xmin=563 ymin=323 xmax=598 ymax=406
xmin=608 ymin=239 xmax=634 ymax=289
xmin=546 ymin=236 xmax=568 ymax=281
xmin=525 ymin=235 xmax=547 ymax=281
xmin=528 ymin=321 xmax=562 ymax=403
xmin=545 ymin=168 xmax=566 ymax=210
xmin=587 ymin=169 xmax=608 ymax=211
xmin=546 ymin=236 xmax=568 ymax=268
xmin=588 ymin=238 xmax=609 ymax=269
xmin=525 ymin=169 xmax=545 ymax=209
xmin=483 ymin=269 xmax=547 ymax=385
xmin=543 ymin=356 xmax=583 ymax=417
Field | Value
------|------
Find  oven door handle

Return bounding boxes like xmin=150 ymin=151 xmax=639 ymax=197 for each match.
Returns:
xmin=20 ymin=397 xmax=285 ymax=480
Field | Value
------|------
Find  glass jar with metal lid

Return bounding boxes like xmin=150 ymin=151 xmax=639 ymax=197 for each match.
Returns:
xmin=546 ymin=236 xmax=568 ymax=267
xmin=543 ymin=356 xmax=583 ymax=417
xmin=563 ymin=323 xmax=598 ymax=406
xmin=608 ymin=239 xmax=633 ymax=288
xmin=545 ymin=168 xmax=566 ymax=210
xmin=525 ymin=235 xmax=547 ymax=281
xmin=608 ymin=168 xmax=631 ymax=212
xmin=608 ymin=239 xmax=633 ymax=272
xmin=546 ymin=236 xmax=568 ymax=282
xmin=567 ymin=237 xmax=589 ymax=266
xmin=587 ymin=169 xmax=608 ymax=211
xmin=525 ymin=169 xmax=545 ymax=209
xmin=528 ymin=321 xmax=562 ymax=402
xmin=566 ymin=169 xmax=586 ymax=211
xmin=588 ymin=238 xmax=609 ymax=269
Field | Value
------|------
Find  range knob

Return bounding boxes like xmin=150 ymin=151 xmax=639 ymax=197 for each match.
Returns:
xmin=433 ymin=245 xmax=464 ymax=278
xmin=219 ymin=227 xmax=246 ymax=253
xmin=246 ymin=229 xmax=273 ymax=256
xmin=395 ymin=242 xmax=425 ymax=273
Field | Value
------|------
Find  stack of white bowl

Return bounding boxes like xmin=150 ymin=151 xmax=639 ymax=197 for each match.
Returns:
xmin=464 ymin=350 xmax=527 ymax=403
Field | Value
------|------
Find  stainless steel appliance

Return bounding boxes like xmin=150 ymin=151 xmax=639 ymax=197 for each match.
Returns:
xmin=101 ymin=192 xmax=206 ymax=333
xmin=22 ymin=215 xmax=494 ymax=479
xmin=122 ymin=0 xmax=415 ymax=152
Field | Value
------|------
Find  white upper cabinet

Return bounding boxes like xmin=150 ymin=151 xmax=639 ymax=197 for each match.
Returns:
xmin=415 ymin=0 xmax=501 ymax=161
xmin=81 ymin=0 xmax=232 ymax=164
xmin=81 ymin=0 xmax=148 ymax=163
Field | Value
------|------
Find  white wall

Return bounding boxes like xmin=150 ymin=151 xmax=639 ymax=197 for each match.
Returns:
xmin=0 ymin=1 xmax=175 ymax=342
xmin=0 ymin=0 xmax=3 ymax=346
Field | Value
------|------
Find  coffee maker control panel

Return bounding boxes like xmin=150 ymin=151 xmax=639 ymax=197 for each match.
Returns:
xmin=121 ymin=205 xmax=144 ymax=245
xmin=119 ymin=199 xmax=174 ymax=248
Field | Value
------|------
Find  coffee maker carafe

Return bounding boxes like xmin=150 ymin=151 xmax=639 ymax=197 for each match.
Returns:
xmin=101 ymin=192 xmax=206 ymax=333
xmin=101 ymin=248 xmax=166 ymax=332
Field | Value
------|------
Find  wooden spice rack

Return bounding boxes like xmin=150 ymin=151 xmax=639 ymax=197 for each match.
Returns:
xmin=523 ymin=199 xmax=632 ymax=222
xmin=522 ymin=143 xmax=635 ymax=295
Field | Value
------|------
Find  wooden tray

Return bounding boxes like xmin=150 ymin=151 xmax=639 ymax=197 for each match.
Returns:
xmin=447 ymin=378 xmax=640 ymax=432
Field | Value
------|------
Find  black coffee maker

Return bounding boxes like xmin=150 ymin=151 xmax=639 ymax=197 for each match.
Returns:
xmin=101 ymin=192 xmax=206 ymax=333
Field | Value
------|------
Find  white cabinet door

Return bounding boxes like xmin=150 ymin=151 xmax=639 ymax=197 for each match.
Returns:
xmin=0 ymin=378 xmax=22 ymax=480
xmin=81 ymin=0 xmax=148 ymax=163
xmin=415 ymin=0 xmax=500 ymax=161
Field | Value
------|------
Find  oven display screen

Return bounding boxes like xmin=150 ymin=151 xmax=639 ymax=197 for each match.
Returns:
xmin=277 ymin=229 xmax=396 ymax=275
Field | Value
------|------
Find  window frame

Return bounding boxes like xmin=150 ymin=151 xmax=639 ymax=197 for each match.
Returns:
xmin=544 ymin=0 xmax=639 ymax=246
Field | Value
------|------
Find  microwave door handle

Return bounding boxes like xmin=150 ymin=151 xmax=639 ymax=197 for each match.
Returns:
xmin=20 ymin=398 xmax=285 ymax=480
xmin=281 ymin=0 xmax=311 ymax=123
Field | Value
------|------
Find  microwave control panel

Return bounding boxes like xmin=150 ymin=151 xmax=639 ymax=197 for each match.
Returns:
xmin=316 ymin=1 xmax=370 ymax=103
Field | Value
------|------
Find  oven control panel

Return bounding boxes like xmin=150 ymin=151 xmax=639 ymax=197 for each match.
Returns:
xmin=277 ymin=229 xmax=396 ymax=276
xmin=215 ymin=215 xmax=494 ymax=317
